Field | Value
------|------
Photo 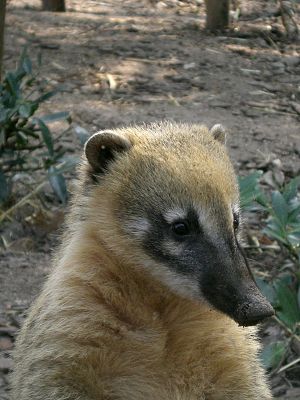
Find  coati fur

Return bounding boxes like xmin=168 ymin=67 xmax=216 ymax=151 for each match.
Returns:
xmin=12 ymin=122 xmax=274 ymax=400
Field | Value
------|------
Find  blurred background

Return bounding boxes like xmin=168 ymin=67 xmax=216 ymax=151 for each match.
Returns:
xmin=0 ymin=1 xmax=299 ymax=398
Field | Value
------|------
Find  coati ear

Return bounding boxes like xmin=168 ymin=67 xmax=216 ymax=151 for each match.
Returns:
xmin=84 ymin=130 xmax=132 ymax=173
xmin=210 ymin=124 xmax=227 ymax=145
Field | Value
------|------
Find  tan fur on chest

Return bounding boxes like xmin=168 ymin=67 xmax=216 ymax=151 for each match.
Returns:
xmin=21 ymin=234 xmax=268 ymax=400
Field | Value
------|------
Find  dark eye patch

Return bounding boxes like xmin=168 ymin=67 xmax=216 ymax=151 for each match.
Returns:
xmin=168 ymin=208 xmax=201 ymax=240
xmin=142 ymin=208 xmax=201 ymax=273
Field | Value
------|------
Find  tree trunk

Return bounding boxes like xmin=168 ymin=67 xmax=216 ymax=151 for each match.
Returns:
xmin=0 ymin=0 xmax=6 ymax=82
xmin=205 ymin=0 xmax=230 ymax=31
xmin=41 ymin=0 xmax=66 ymax=12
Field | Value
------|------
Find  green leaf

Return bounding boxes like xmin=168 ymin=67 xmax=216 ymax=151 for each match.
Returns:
xmin=17 ymin=46 xmax=28 ymax=71
xmin=37 ymin=52 xmax=42 ymax=67
xmin=0 ymin=128 xmax=5 ymax=146
xmin=282 ymin=177 xmax=300 ymax=203
xmin=271 ymin=191 xmax=288 ymax=227
xmin=274 ymin=280 xmax=300 ymax=329
xmin=260 ymin=342 xmax=285 ymax=370
xmin=48 ymin=166 xmax=68 ymax=204
xmin=238 ymin=171 xmax=264 ymax=209
xmin=288 ymin=202 xmax=300 ymax=223
xmin=0 ymin=170 xmax=11 ymax=204
xmin=255 ymin=192 xmax=269 ymax=209
xmin=35 ymin=90 xmax=57 ymax=104
xmin=6 ymin=73 xmax=19 ymax=97
xmin=17 ymin=127 xmax=39 ymax=139
xmin=56 ymin=155 xmax=80 ymax=172
xmin=22 ymin=56 xmax=32 ymax=75
xmin=0 ymin=109 xmax=8 ymax=123
xmin=40 ymin=111 xmax=70 ymax=123
xmin=16 ymin=131 xmax=28 ymax=145
xmin=256 ymin=278 xmax=276 ymax=304
xmin=263 ymin=226 xmax=287 ymax=245
xmin=18 ymin=103 xmax=33 ymax=118
xmin=287 ymin=233 xmax=300 ymax=247
xmin=74 ymin=125 xmax=90 ymax=146
xmin=34 ymin=118 xmax=54 ymax=157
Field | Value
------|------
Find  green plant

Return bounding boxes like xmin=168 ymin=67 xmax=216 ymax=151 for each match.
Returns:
xmin=0 ymin=48 xmax=73 ymax=206
xmin=239 ymin=171 xmax=300 ymax=372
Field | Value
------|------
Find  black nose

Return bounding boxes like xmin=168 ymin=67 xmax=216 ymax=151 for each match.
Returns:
xmin=235 ymin=297 xmax=274 ymax=327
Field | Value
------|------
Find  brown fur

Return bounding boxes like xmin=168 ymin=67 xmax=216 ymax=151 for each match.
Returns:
xmin=11 ymin=122 xmax=272 ymax=399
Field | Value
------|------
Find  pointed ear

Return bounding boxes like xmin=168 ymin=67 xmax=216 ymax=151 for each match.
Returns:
xmin=84 ymin=130 xmax=132 ymax=173
xmin=210 ymin=124 xmax=227 ymax=145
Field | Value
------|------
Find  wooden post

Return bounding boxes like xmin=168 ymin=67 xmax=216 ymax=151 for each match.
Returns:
xmin=205 ymin=0 xmax=230 ymax=31
xmin=41 ymin=0 xmax=66 ymax=12
xmin=0 ymin=0 xmax=6 ymax=82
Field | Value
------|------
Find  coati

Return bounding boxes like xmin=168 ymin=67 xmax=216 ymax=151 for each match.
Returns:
xmin=12 ymin=122 xmax=274 ymax=400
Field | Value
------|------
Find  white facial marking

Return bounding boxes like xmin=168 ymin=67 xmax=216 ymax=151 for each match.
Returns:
xmin=141 ymin=258 xmax=200 ymax=300
xmin=232 ymin=203 xmax=240 ymax=216
xmin=194 ymin=203 xmax=227 ymax=250
xmin=101 ymin=145 xmax=106 ymax=150
xmin=164 ymin=208 xmax=187 ymax=224
xmin=195 ymin=206 xmax=210 ymax=231
xmin=124 ymin=217 xmax=150 ymax=239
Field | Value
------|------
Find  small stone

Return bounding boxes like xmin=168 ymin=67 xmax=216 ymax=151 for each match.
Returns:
xmin=156 ymin=1 xmax=167 ymax=9
xmin=272 ymin=61 xmax=285 ymax=69
xmin=0 ymin=374 xmax=6 ymax=387
xmin=209 ymin=101 xmax=231 ymax=109
xmin=0 ymin=337 xmax=13 ymax=351
xmin=240 ymin=68 xmax=261 ymax=76
xmin=291 ymin=102 xmax=300 ymax=115
xmin=263 ymin=71 xmax=273 ymax=78
xmin=0 ymin=326 xmax=17 ymax=336
xmin=127 ymin=25 xmax=139 ymax=33
xmin=80 ymin=85 xmax=91 ymax=93
xmin=40 ymin=43 xmax=60 ymax=50
xmin=61 ymin=83 xmax=77 ymax=93
xmin=272 ymin=158 xmax=283 ymax=169
xmin=294 ymin=144 xmax=300 ymax=155
xmin=0 ymin=357 xmax=13 ymax=373
xmin=183 ymin=62 xmax=196 ymax=70
xmin=242 ymin=108 xmax=260 ymax=118
xmin=273 ymin=170 xmax=285 ymax=186
xmin=263 ymin=171 xmax=276 ymax=189
xmin=284 ymin=56 xmax=300 ymax=67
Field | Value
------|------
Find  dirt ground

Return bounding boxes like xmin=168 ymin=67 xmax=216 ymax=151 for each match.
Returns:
xmin=1 ymin=0 xmax=300 ymax=398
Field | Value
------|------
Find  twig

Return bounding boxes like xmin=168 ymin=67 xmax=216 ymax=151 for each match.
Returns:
xmin=272 ymin=315 xmax=300 ymax=345
xmin=277 ymin=356 xmax=300 ymax=373
xmin=0 ymin=181 xmax=47 ymax=224
xmin=253 ymin=270 xmax=272 ymax=278
xmin=53 ymin=126 xmax=72 ymax=143
xmin=243 ymin=244 xmax=281 ymax=250
xmin=126 ymin=57 xmax=160 ymax=64
xmin=246 ymin=104 xmax=297 ymax=117
xmin=2 ymin=165 xmax=43 ymax=173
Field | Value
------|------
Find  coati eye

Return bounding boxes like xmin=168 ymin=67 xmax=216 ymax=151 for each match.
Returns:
xmin=172 ymin=221 xmax=190 ymax=236
xmin=233 ymin=213 xmax=239 ymax=231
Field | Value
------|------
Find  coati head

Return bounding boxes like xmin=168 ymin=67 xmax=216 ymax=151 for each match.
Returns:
xmin=83 ymin=122 xmax=274 ymax=327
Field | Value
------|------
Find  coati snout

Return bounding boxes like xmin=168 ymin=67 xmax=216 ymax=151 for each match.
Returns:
xmin=84 ymin=123 xmax=274 ymax=327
